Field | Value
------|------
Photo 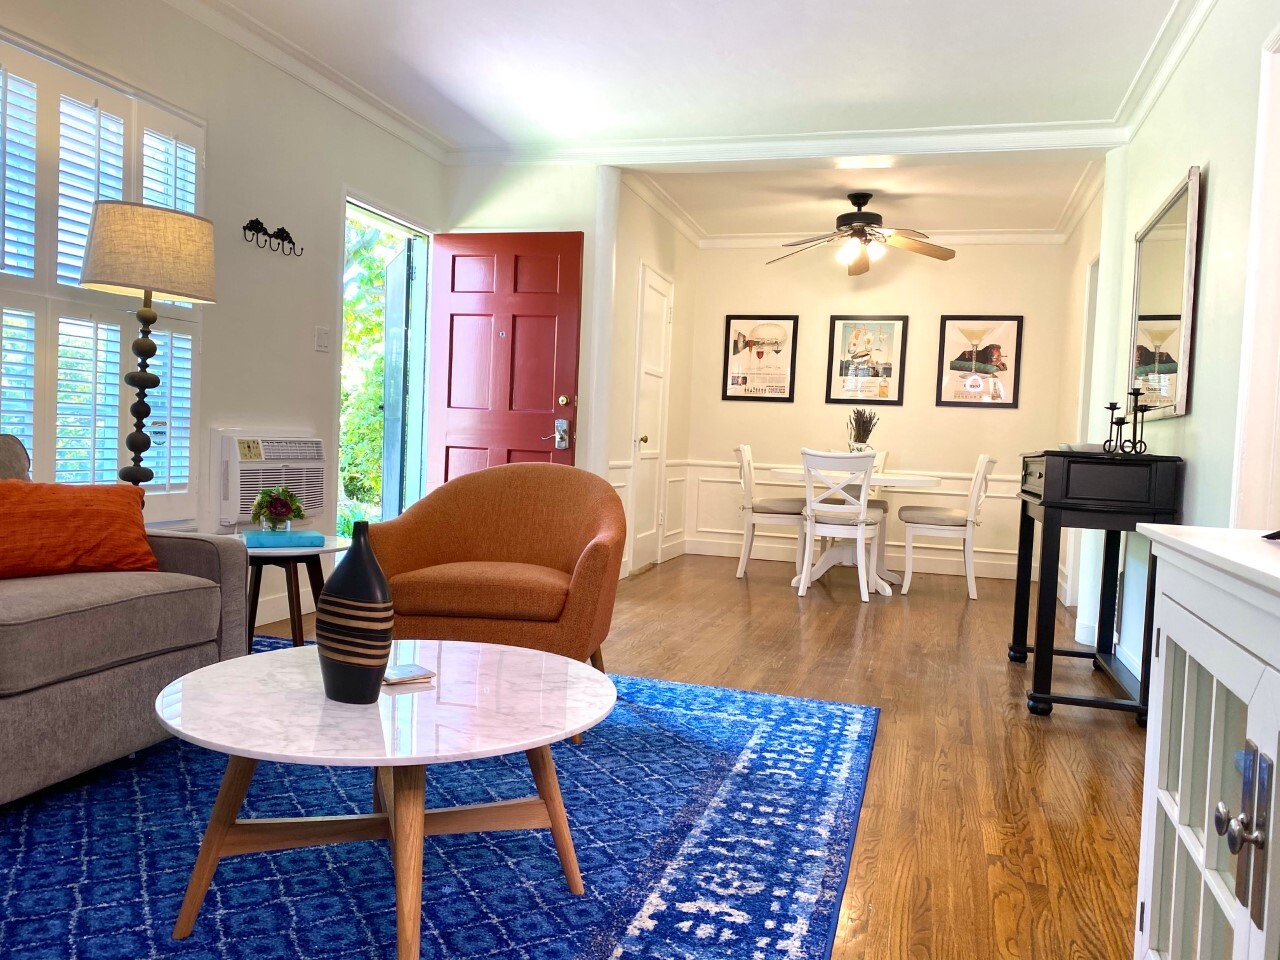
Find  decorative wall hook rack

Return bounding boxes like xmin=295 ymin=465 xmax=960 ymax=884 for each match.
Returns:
xmin=242 ymin=218 xmax=303 ymax=257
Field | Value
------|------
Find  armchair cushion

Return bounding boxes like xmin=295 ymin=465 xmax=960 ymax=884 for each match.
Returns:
xmin=389 ymin=561 xmax=571 ymax=621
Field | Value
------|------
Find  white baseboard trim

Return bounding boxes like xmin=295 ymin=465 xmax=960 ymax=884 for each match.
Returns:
xmin=679 ymin=537 xmax=1038 ymax=581
xmin=253 ymin=590 xmax=315 ymax=629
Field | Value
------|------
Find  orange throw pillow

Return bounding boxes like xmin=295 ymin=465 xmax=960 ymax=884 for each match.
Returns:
xmin=0 ymin=481 xmax=158 ymax=580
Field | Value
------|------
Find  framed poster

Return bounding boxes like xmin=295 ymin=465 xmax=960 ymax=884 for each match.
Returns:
xmin=935 ymin=315 xmax=1023 ymax=408
xmin=825 ymin=315 xmax=908 ymax=405
xmin=722 ymin=314 xmax=798 ymax=402
xmin=1133 ymin=315 xmax=1182 ymax=414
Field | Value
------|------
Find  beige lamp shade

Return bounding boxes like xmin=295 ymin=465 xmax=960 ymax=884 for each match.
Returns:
xmin=80 ymin=201 xmax=216 ymax=303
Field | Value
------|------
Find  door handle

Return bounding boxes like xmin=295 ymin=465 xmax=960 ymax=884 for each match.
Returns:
xmin=639 ymin=435 xmax=649 ymax=444
xmin=541 ymin=418 xmax=570 ymax=450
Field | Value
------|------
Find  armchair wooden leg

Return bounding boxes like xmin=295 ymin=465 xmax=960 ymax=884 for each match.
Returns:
xmin=589 ymin=648 xmax=605 ymax=672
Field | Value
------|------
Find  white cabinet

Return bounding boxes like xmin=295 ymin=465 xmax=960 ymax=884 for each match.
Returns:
xmin=1136 ymin=526 xmax=1280 ymax=960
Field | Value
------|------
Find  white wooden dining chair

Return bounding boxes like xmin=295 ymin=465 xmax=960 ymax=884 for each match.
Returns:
xmin=899 ymin=454 xmax=997 ymax=600
xmin=798 ymin=449 xmax=882 ymax=602
xmin=735 ymin=444 xmax=806 ymax=578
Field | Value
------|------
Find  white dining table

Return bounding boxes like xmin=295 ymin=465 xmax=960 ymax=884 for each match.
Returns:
xmin=769 ymin=468 xmax=942 ymax=596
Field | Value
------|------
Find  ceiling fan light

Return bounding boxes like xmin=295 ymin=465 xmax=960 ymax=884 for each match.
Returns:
xmin=835 ymin=239 xmax=863 ymax=266
xmin=866 ymin=239 xmax=887 ymax=262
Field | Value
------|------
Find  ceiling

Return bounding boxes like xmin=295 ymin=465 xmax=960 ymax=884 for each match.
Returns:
xmin=191 ymin=0 xmax=1183 ymax=156
xmin=633 ymin=152 xmax=1105 ymax=239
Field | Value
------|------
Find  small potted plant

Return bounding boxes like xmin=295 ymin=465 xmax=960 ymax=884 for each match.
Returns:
xmin=251 ymin=485 xmax=305 ymax=533
xmin=847 ymin=409 xmax=879 ymax=452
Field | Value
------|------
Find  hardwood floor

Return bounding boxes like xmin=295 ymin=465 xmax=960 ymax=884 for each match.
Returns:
xmin=263 ymin=553 xmax=1144 ymax=960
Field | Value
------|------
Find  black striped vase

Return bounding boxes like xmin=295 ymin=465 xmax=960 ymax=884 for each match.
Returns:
xmin=316 ymin=521 xmax=395 ymax=704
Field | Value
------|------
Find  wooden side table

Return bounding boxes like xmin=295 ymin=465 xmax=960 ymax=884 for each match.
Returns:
xmin=242 ymin=536 xmax=350 ymax=649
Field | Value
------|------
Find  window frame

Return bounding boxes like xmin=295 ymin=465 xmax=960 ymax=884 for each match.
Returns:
xmin=0 ymin=36 xmax=206 ymax=520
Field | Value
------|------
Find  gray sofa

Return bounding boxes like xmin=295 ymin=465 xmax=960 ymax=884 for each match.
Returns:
xmin=0 ymin=436 xmax=248 ymax=805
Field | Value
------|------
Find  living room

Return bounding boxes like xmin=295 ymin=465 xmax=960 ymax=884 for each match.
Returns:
xmin=2 ymin=0 xmax=1279 ymax=958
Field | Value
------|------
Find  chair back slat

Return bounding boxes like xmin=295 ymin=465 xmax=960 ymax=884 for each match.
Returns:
xmin=870 ymin=449 xmax=888 ymax=496
xmin=801 ymin=448 xmax=875 ymax=522
xmin=967 ymin=454 xmax=998 ymax=522
xmin=735 ymin=444 xmax=755 ymax=510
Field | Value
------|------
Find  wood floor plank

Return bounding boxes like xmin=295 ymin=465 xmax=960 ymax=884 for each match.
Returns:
xmin=265 ymin=552 xmax=1144 ymax=960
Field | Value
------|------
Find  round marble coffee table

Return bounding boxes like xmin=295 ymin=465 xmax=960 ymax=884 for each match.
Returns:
xmin=156 ymin=639 xmax=617 ymax=960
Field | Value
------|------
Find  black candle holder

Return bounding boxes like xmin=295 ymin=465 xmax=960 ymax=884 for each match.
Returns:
xmin=1103 ymin=392 xmax=1149 ymax=455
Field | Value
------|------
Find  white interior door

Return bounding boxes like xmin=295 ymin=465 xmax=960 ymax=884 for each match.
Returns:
xmin=630 ymin=265 xmax=672 ymax=571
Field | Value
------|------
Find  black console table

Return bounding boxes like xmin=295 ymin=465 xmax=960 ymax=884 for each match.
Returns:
xmin=1009 ymin=450 xmax=1183 ymax=721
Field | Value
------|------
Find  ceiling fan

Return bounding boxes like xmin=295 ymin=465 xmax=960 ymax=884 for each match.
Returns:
xmin=768 ymin=192 xmax=956 ymax=276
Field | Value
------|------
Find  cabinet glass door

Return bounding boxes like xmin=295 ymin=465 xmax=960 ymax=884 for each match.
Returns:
xmin=1243 ymin=667 xmax=1279 ymax=960
xmin=1145 ymin=601 xmax=1269 ymax=960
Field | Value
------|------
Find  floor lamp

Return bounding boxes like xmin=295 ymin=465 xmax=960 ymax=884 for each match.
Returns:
xmin=79 ymin=201 xmax=216 ymax=486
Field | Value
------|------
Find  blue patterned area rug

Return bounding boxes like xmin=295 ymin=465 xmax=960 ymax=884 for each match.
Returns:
xmin=1 ymin=638 xmax=878 ymax=960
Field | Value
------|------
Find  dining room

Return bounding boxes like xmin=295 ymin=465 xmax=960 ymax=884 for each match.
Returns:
xmin=607 ymin=156 xmax=1102 ymax=607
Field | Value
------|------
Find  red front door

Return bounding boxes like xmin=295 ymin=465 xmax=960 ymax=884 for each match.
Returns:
xmin=426 ymin=232 xmax=583 ymax=487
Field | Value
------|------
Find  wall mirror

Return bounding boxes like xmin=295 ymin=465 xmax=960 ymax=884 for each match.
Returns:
xmin=1129 ymin=165 xmax=1202 ymax=420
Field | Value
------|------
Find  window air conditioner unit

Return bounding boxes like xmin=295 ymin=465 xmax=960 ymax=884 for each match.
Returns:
xmin=218 ymin=434 xmax=328 ymax=526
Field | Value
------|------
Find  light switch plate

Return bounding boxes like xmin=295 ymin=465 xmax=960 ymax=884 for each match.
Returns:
xmin=314 ymin=326 xmax=330 ymax=352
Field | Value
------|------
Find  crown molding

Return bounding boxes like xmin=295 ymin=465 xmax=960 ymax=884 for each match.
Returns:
xmin=698 ymin=229 xmax=1066 ymax=249
xmin=447 ymin=121 xmax=1126 ymax=167
xmin=1054 ymin=160 xmax=1106 ymax=238
xmin=1113 ymin=0 xmax=1219 ymax=133
xmin=160 ymin=0 xmax=453 ymax=162
xmin=621 ymin=175 xmax=705 ymax=246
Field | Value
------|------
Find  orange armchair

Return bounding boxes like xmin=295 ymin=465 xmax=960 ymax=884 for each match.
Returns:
xmin=367 ymin=463 xmax=627 ymax=665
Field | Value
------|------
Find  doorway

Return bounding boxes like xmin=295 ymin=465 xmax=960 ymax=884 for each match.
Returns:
xmin=629 ymin=264 xmax=674 ymax=572
xmin=339 ymin=202 xmax=428 ymax=534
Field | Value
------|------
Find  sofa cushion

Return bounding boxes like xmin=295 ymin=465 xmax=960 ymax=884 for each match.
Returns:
xmin=389 ymin=562 xmax=571 ymax=622
xmin=0 ymin=481 xmax=157 ymax=580
xmin=0 ymin=571 xmax=221 ymax=696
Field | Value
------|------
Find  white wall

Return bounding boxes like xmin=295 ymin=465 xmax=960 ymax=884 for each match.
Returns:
xmin=1091 ymin=0 xmax=1280 ymax=526
xmin=663 ymin=238 xmax=1086 ymax=580
xmin=0 ymin=0 xmax=448 ymax=623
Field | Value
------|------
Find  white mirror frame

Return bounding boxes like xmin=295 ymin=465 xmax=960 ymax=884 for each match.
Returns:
xmin=1129 ymin=165 xmax=1202 ymax=420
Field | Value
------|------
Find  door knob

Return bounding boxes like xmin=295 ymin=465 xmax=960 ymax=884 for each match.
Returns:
xmin=639 ymin=435 xmax=649 ymax=444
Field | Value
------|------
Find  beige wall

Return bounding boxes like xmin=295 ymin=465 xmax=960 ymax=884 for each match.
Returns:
xmin=661 ymin=238 xmax=1086 ymax=579
xmin=0 ymin=0 xmax=448 ymax=621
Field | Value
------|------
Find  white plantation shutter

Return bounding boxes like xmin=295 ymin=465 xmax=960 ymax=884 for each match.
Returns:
xmin=1 ymin=69 xmax=37 ymax=278
xmin=54 ymin=315 xmax=121 ymax=484
xmin=145 ymin=328 xmax=193 ymax=489
xmin=141 ymin=130 xmax=197 ymax=213
xmin=0 ymin=306 xmax=36 ymax=454
xmin=57 ymin=95 xmax=125 ymax=287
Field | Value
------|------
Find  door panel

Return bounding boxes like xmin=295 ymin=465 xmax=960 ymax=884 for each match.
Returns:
xmin=428 ymin=233 xmax=582 ymax=486
xmin=630 ymin=266 xmax=672 ymax=569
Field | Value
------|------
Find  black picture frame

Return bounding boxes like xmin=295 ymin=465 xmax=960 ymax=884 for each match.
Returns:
xmin=722 ymin=314 xmax=799 ymax=402
xmin=935 ymin=315 xmax=1024 ymax=408
xmin=824 ymin=315 xmax=909 ymax=406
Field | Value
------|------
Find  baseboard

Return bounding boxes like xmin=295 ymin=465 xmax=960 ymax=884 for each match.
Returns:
xmin=678 ymin=537 xmax=1039 ymax=581
xmin=253 ymin=589 xmax=315 ymax=627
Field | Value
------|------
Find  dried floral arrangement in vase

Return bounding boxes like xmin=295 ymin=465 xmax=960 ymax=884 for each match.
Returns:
xmin=250 ymin=485 xmax=305 ymax=532
xmin=847 ymin=409 xmax=879 ymax=452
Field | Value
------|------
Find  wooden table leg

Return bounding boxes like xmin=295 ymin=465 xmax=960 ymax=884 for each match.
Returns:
xmin=174 ymin=756 xmax=258 ymax=939
xmin=526 ymin=745 xmax=583 ymax=894
xmin=391 ymin=765 xmax=425 ymax=960
xmin=284 ymin=561 xmax=305 ymax=647
xmin=1009 ymin=500 xmax=1035 ymax=662
xmin=246 ymin=561 xmax=264 ymax=653
xmin=304 ymin=555 xmax=326 ymax=606
xmin=1027 ymin=512 xmax=1062 ymax=715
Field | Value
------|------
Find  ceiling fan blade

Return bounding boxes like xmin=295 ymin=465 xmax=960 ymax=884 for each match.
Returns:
xmin=882 ymin=227 xmax=929 ymax=240
xmin=766 ymin=237 xmax=834 ymax=265
xmin=848 ymin=255 xmax=871 ymax=277
xmin=883 ymin=233 xmax=956 ymax=261
xmin=782 ymin=231 xmax=843 ymax=247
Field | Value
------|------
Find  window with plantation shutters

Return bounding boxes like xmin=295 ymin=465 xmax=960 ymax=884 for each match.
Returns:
xmin=54 ymin=315 xmax=121 ymax=484
xmin=57 ymin=96 xmax=125 ymax=287
xmin=142 ymin=130 xmax=197 ymax=214
xmin=1 ymin=68 xmax=36 ymax=279
xmin=0 ymin=37 xmax=205 ymax=516
xmin=0 ymin=306 xmax=36 ymax=455
xmin=145 ymin=328 xmax=194 ymax=490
